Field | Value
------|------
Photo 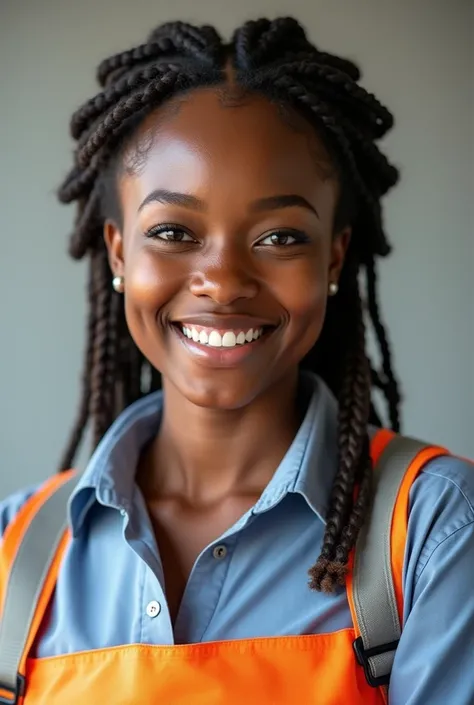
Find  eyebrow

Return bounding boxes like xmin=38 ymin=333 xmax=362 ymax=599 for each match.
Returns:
xmin=138 ymin=190 xmax=205 ymax=213
xmin=138 ymin=190 xmax=319 ymax=219
xmin=249 ymin=194 xmax=319 ymax=219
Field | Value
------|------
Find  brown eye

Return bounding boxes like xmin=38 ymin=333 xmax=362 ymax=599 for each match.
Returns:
xmin=257 ymin=230 xmax=309 ymax=247
xmin=270 ymin=233 xmax=291 ymax=245
xmin=145 ymin=224 xmax=195 ymax=242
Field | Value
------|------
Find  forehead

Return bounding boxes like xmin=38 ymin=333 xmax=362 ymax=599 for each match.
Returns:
xmin=119 ymin=87 xmax=336 ymax=203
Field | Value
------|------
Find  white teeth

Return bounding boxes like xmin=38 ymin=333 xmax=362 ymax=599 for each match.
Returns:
xmin=222 ymin=331 xmax=236 ymax=347
xmin=208 ymin=331 xmax=222 ymax=347
xmin=181 ymin=326 xmax=264 ymax=348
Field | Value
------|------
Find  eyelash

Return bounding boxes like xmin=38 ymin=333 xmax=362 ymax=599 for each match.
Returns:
xmin=257 ymin=230 xmax=310 ymax=247
xmin=144 ymin=224 xmax=195 ymax=243
xmin=144 ymin=224 xmax=310 ymax=247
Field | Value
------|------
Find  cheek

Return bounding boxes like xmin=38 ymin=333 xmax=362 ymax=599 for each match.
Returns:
xmin=278 ymin=256 xmax=328 ymax=323
xmin=122 ymin=248 xmax=183 ymax=348
xmin=272 ymin=255 xmax=329 ymax=360
xmin=124 ymin=248 xmax=178 ymax=311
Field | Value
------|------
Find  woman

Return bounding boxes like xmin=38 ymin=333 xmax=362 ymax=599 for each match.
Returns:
xmin=0 ymin=16 xmax=473 ymax=705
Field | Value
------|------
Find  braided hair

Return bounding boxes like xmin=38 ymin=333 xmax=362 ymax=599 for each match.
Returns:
xmin=58 ymin=17 xmax=401 ymax=593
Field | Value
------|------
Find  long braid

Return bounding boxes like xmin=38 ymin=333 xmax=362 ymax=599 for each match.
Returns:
xmin=59 ymin=17 xmax=401 ymax=592
xmin=89 ymin=245 xmax=114 ymax=448
xmin=366 ymin=257 xmax=401 ymax=430
xmin=58 ymin=259 xmax=97 ymax=470
xmin=309 ymin=262 xmax=372 ymax=590
xmin=105 ymin=286 xmax=122 ymax=419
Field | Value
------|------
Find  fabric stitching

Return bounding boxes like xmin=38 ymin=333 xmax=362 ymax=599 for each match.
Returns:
xmin=414 ymin=519 xmax=474 ymax=587
xmin=422 ymin=466 xmax=474 ymax=516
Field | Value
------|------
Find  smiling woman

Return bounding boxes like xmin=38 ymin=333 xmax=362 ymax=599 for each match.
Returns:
xmin=1 ymin=16 xmax=473 ymax=705
xmin=104 ymin=88 xmax=350 ymax=411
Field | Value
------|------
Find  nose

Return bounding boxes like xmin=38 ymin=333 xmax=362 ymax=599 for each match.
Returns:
xmin=189 ymin=250 xmax=259 ymax=305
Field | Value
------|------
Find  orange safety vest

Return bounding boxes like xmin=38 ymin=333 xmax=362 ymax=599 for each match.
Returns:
xmin=0 ymin=431 xmax=447 ymax=705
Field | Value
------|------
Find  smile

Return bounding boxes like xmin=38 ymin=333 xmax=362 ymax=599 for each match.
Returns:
xmin=181 ymin=325 xmax=264 ymax=348
xmin=170 ymin=320 xmax=276 ymax=368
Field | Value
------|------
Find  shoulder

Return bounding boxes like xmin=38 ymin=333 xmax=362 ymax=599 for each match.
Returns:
xmin=405 ymin=452 xmax=474 ymax=589
xmin=0 ymin=485 xmax=41 ymax=539
xmin=409 ymin=453 xmax=474 ymax=527
xmin=391 ymin=452 xmax=474 ymax=702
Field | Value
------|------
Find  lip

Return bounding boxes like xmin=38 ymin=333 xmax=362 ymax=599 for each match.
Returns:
xmin=171 ymin=323 xmax=275 ymax=368
xmin=172 ymin=315 xmax=277 ymax=331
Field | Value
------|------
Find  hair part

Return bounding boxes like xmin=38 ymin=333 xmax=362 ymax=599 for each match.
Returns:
xmin=58 ymin=17 xmax=401 ymax=592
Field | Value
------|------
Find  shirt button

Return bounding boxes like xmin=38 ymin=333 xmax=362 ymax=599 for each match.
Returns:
xmin=120 ymin=509 xmax=127 ymax=517
xmin=146 ymin=600 xmax=161 ymax=618
xmin=213 ymin=545 xmax=227 ymax=560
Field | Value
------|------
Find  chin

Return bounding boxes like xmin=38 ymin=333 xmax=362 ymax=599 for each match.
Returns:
xmin=166 ymin=373 xmax=267 ymax=412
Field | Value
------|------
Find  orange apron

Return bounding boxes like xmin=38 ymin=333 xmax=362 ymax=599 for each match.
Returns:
xmin=0 ymin=432 xmax=446 ymax=705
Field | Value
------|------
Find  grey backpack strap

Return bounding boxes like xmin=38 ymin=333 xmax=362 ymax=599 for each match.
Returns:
xmin=352 ymin=435 xmax=437 ymax=688
xmin=0 ymin=473 xmax=80 ymax=704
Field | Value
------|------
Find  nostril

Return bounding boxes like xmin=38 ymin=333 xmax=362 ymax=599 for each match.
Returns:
xmin=189 ymin=271 xmax=259 ymax=304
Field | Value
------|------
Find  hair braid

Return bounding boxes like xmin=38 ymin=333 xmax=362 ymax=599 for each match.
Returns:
xmin=366 ymin=257 xmax=401 ymax=430
xmin=272 ymin=60 xmax=393 ymax=140
xmin=72 ymin=63 xmax=186 ymax=141
xmin=89 ymin=246 xmax=114 ymax=448
xmin=233 ymin=17 xmax=310 ymax=69
xmin=77 ymin=66 xmax=184 ymax=167
xmin=147 ymin=21 xmax=222 ymax=61
xmin=104 ymin=288 xmax=122 ymax=418
xmin=97 ymin=42 xmax=173 ymax=88
xmin=58 ymin=163 xmax=97 ymax=204
xmin=97 ymin=22 xmax=222 ymax=88
xmin=68 ymin=185 xmax=102 ymax=260
xmin=308 ymin=263 xmax=372 ymax=591
xmin=58 ymin=259 xmax=97 ymax=470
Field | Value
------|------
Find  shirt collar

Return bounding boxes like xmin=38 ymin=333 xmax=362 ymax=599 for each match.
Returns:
xmin=251 ymin=372 xmax=338 ymax=523
xmin=68 ymin=393 xmax=163 ymax=536
xmin=68 ymin=372 xmax=339 ymax=536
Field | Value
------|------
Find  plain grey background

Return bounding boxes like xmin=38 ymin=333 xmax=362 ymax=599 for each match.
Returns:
xmin=1 ymin=0 xmax=473 ymax=500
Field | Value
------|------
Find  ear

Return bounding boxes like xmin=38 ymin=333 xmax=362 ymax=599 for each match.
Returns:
xmin=329 ymin=226 xmax=351 ymax=284
xmin=104 ymin=219 xmax=124 ymax=277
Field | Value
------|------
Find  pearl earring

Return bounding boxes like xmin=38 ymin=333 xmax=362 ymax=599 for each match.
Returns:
xmin=328 ymin=282 xmax=339 ymax=296
xmin=112 ymin=276 xmax=124 ymax=293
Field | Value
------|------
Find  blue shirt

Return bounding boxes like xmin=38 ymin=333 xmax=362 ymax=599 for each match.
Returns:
xmin=1 ymin=373 xmax=474 ymax=704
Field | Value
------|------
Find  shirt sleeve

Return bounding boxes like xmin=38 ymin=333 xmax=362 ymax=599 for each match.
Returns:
xmin=0 ymin=486 xmax=39 ymax=539
xmin=389 ymin=455 xmax=474 ymax=705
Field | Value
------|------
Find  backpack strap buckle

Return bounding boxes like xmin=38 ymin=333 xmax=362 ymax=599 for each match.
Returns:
xmin=353 ymin=636 xmax=399 ymax=687
xmin=0 ymin=674 xmax=26 ymax=705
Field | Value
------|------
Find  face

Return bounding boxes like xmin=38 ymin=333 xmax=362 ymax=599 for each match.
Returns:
xmin=105 ymin=88 xmax=350 ymax=410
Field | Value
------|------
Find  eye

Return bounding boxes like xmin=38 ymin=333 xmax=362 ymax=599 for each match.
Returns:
xmin=257 ymin=230 xmax=310 ymax=247
xmin=144 ymin=224 xmax=196 ymax=243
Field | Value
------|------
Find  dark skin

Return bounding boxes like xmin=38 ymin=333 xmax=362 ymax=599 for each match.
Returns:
xmin=105 ymin=87 xmax=350 ymax=626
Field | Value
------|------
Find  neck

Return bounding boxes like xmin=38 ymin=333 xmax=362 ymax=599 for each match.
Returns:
xmin=139 ymin=371 xmax=303 ymax=503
